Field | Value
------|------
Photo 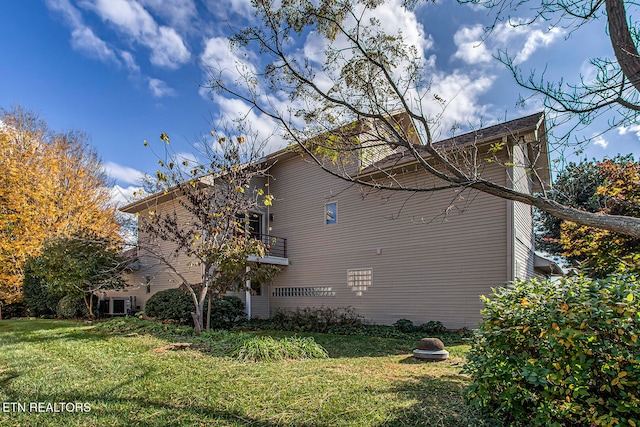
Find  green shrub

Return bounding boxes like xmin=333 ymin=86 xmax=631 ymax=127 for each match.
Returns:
xmin=56 ymin=295 xmax=91 ymax=319
xmin=464 ymin=274 xmax=640 ymax=427
xmin=146 ymin=289 xmax=245 ymax=329
xmin=270 ymin=307 xmax=363 ymax=333
xmin=419 ymin=320 xmax=446 ymax=334
xmin=22 ymin=264 xmax=60 ymax=317
xmin=393 ymin=318 xmax=416 ymax=333
xmin=209 ymin=296 xmax=245 ymax=329
xmin=145 ymin=288 xmax=193 ymax=324
xmin=0 ymin=302 xmax=27 ymax=319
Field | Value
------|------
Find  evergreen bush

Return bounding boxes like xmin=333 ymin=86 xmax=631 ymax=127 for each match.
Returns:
xmin=145 ymin=288 xmax=193 ymax=324
xmin=56 ymin=295 xmax=90 ymax=318
xmin=146 ymin=288 xmax=245 ymax=329
xmin=464 ymin=274 xmax=640 ymax=426
xmin=22 ymin=263 xmax=60 ymax=317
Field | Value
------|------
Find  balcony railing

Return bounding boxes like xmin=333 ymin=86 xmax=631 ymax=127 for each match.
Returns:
xmin=254 ymin=233 xmax=287 ymax=259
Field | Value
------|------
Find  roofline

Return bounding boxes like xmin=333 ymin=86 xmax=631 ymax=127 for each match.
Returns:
xmin=357 ymin=112 xmax=549 ymax=184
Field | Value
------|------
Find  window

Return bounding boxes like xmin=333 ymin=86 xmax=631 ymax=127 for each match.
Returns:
xmin=112 ymin=299 xmax=125 ymax=314
xmin=325 ymin=202 xmax=337 ymax=225
xmin=251 ymin=280 xmax=262 ymax=296
xmin=236 ymin=212 xmax=263 ymax=238
xmin=348 ymin=268 xmax=373 ymax=296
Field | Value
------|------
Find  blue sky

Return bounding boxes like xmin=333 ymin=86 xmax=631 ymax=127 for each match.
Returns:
xmin=2 ymin=0 xmax=639 ymax=205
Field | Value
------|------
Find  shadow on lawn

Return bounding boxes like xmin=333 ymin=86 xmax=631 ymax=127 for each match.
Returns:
xmin=2 ymin=387 xmax=333 ymax=427
xmin=375 ymin=373 xmax=484 ymax=427
xmin=0 ymin=320 xmax=107 ymax=346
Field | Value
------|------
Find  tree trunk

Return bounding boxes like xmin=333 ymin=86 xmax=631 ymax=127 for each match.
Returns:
xmin=192 ymin=308 xmax=204 ymax=334
xmin=606 ymin=0 xmax=640 ymax=92
xmin=84 ymin=294 xmax=95 ymax=319
xmin=206 ymin=292 xmax=212 ymax=331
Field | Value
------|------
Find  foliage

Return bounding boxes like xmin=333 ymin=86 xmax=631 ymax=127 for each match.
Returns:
xmin=21 ymin=260 xmax=60 ymax=317
xmin=145 ymin=288 xmax=194 ymax=324
xmin=27 ymin=233 xmax=128 ymax=317
xmin=558 ymin=157 xmax=640 ymax=277
xmin=208 ymin=295 xmax=245 ymax=330
xmin=464 ymin=274 xmax=640 ymax=426
xmin=393 ymin=318 xmax=447 ymax=334
xmin=56 ymin=295 xmax=94 ymax=319
xmin=0 ymin=106 xmax=120 ymax=304
xmin=138 ymin=125 xmax=282 ymax=333
xmin=241 ymin=307 xmax=463 ymax=342
xmin=0 ymin=302 xmax=27 ymax=319
xmin=93 ymin=315 xmax=196 ymax=339
xmin=535 ymin=158 xmax=607 ymax=255
xmin=269 ymin=307 xmax=364 ymax=333
xmin=145 ymin=288 xmax=245 ymax=329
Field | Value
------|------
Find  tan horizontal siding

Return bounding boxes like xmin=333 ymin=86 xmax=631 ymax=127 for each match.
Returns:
xmin=267 ymin=152 xmax=511 ymax=329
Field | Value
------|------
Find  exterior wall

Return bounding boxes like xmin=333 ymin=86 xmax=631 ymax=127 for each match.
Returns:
xmin=113 ymin=123 xmax=543 ymax=329
xmin=106 ymin=197 xmax=203 ymax=310
xmin=265 ymin=152 xmax=511 ymax=329
xmin=511 ymin=143 xmax=536 ymax=281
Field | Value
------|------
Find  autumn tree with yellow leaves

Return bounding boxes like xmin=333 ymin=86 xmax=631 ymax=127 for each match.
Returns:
xmin=0 ymin=107 xmax=121 ymax=309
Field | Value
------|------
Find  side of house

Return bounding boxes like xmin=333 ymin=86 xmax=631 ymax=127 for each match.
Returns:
xmin=106 ymin=112 xmax=552 ymax=329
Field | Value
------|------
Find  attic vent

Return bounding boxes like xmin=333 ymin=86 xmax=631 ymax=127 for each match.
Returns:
xmin=348 ymin=268 xmax=373 ymax=296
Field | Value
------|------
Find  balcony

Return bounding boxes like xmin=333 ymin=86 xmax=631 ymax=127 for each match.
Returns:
xmin=249 ymin=233 xmax=289 ymax=265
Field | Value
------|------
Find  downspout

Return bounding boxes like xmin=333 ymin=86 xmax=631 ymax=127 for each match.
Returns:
xmin=245 ymin=265 xmax=252 ymax=320
xmin=506 ymin=137 xmax=515 ymax=282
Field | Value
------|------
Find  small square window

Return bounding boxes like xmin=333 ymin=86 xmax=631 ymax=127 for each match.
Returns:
xmin=325 ymin=202 xmax=337 ymax=225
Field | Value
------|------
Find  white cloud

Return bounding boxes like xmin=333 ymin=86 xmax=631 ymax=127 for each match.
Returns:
xmin=138 ymin=0 xmax=197 ymax=30
xmin=205 ymin=0 xmax=254 ymax=20
xmin=148 ymin=78 xmax=176 ymax=97
xmin=200 ymin=37 xmax=257 ymax=86
xmin=453 ymin=25 xmax=491 ymax=65
xmin=425 ymin=71 xmax=496 ymax=137
xmin=119 ymin=50 xmax=140 ymax=73
xmin=79 ymin=0 xmax=191 ymax=69
xmin=491 ymin=22 xmax=564 ymax=65
xmin=593 ymin=135 xmax=609 ymax=149
xmin=104 ymin=161 xmax=145 ymax=185
xmin=46 ymin=0 xmax=121 ymax=66
xmin=516 ymin=27 xmax=563 ymax=64
xmin=70 ymin=26 xmax=120 ymax=65
xmin=215 ymin=97 xmax=286 ymax=154
xmin=110 ymin=185 xmax=138 ymax=208
xmin=619 ymin=124 xmax=640 ymax=139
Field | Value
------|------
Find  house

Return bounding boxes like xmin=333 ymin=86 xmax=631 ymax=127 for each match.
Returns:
xmin=105 ymin=111 xmax=559 ymax=329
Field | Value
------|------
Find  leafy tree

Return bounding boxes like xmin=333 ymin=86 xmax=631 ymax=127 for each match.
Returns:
xmin=29 ymin=233 xmax=129 ymax=318
xmin=535 ymin=155 xmax=634 ymax=254
xmin=561 ymin=158 xmax=640 ymax=277
xmin=22 ymin=259 xmax=60 ymax=317
xmin=136 ymin=124 xmax=282 ymax=333
xmin=0 ymin=106 xmax=121 ymax=306
xmin=207 ymin=0 xmax=640 ymax=237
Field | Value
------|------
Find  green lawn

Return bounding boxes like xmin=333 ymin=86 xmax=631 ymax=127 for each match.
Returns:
xmin=0 ymin=319 xmax=479 ymax=426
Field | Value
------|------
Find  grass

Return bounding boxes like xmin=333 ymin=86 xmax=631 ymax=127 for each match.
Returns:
xmin=0 ymin=318 xmax=480 ymax=426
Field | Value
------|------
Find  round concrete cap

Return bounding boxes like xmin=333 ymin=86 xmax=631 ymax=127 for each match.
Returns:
xmin=412 ymin=349 xmax=450 ymax=360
